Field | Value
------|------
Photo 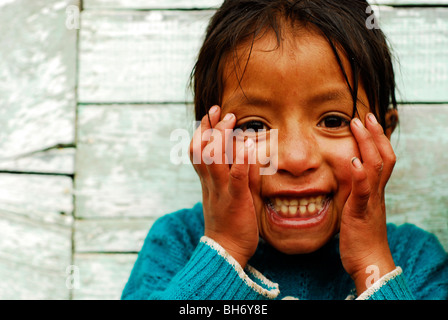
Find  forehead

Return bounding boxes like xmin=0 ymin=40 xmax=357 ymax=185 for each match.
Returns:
xmin=221 ymin=26 xmax=366 ymax=112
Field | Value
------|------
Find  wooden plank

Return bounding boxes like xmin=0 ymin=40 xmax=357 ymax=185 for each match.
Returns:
xmin=378 ymin=7 xmax=448 ymax=103
xmin=386 ymin=105 xmax=448 ymax=251
xmin=0 ymin=211 xmax=72 ymax=270
xmin=0 ymin=0 xmax=78 ymax=174
xmin=0 ymin=212 xmax=72 ymax=299
xmin=0 ymin=174 xmax=73 ymax=223
xmin=71 ymin=253 xmax=137 ymax=300
xmin=78 ymin=9 xmax=212 ymax=104
xmin=0 ymin=174 xmax=73 ymax=299
xmin=75 ymin=104 xmax=202 ymax=219
xmin=74 ymin=218 xmax=154 ymax=253
xmin=78 ymin=8 xmax=448 ymax=104
xmin=0 ymin=258 xmax=70 ymax=300
xmin=0 ymin=148 xmax=75 ymax=175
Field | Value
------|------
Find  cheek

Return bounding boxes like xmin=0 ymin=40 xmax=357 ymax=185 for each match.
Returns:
xmin=323 ymin=137 xmax=360 ymax=204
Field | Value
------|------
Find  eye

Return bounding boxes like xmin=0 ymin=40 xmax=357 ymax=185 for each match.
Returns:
xmin=318 ymin=115 xmax=350 ymax=129
xmin=235 ymin=120 xmax=268 ymax=132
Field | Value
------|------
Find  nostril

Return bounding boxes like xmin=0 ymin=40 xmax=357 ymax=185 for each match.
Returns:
xmin=275 ymin=166 xmax=319 ymax=178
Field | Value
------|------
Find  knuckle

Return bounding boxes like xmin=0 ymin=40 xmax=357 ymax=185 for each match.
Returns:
xmin=229 ymin=165 xmax=247 ymax=182
xmin=388 ymin=152 xmax=397 ymax=166
xmin=373 ymin=160 xmax=384 ymax=173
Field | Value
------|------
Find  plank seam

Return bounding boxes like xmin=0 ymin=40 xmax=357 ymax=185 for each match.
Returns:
xmin=0 ymin=171 xmax=74 ymax=177
xmin=71 ymin=0 xmax=84 ymax=301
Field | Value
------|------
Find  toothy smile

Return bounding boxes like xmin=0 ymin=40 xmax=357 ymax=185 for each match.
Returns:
xmin=267 ymin=195 xmax=329 ymax=218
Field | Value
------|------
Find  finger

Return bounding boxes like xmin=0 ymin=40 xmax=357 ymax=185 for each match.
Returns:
xmin=191 ymin=106 xmax=221 ymax=157
xmin=228 ymin=138 xmax=255 ymax=199
xmin=364 ymin=113 xmax=397 ymax=190
xmin=206 ymin=112 xmax=236 ymax=166
xmin=205 ymin=112 xmax=237 ymax=185
xmin=345 ymin=157 xmax=371 ymax=217
xmin=350 ymin=117 xmax=383 ymax=189
xmin=248 ymin=142 xmax=263 ymax=211
xmin=190 ymin=106 xmax=221 ymax=174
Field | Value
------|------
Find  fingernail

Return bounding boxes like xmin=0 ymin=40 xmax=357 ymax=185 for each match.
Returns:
xmin=223 ymin=113 xmax=234 ymax=121
xmin=368 ymin=113 xmax=378 ymax=124
xmin=351 ymin=157 xmax=362 ymax=169
xmin=353 ymin=118 xmax=363 ymax=128
xmin=209 ymin=106 xmax=219 ymax=114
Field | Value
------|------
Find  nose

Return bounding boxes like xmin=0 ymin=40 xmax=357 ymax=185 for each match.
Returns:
xmin=275 ymin=126 xmax=322 ymax=177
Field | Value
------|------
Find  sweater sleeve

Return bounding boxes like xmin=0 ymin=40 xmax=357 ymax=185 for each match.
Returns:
xmin=121 ymin=205 xmax=279 ymax=300
xmin=357 ymin=224 xmax=448 ymax=300
xmin=150 ymin=236 xmax=279 ymax=300
xmin=356 ymin=267 xmax=415 ymax=300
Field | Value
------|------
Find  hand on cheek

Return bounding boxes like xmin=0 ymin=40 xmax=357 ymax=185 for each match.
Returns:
xmin=189 ymin=106 xmax=260 ymax=269
xmin=339 ymin=113 xmax=397 ymax=296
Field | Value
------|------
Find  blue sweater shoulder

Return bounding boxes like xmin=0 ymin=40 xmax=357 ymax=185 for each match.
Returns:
xmin=386 ymin=223 xmax=448 ymax=299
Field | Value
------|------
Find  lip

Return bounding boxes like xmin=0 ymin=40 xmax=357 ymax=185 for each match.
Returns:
xmin=266 ymin=187 xmax=330 ymax=197
xmin=265 ymin=194 xmax=331 ymax=229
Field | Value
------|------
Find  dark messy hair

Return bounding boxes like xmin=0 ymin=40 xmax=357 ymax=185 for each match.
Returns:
xmin=190 ymin=0 xmax=397 ymax=131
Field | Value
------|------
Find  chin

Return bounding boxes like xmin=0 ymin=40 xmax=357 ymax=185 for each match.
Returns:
xmin=263 ymin=233 xmax=335 ymax=255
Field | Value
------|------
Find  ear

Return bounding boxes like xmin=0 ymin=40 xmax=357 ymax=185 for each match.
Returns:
xmin=384 ymin=108 xmax=399 ymax=140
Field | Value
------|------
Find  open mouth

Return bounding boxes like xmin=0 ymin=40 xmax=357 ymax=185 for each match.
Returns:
xmin=265 ymin=194 xmax=332 ymax=228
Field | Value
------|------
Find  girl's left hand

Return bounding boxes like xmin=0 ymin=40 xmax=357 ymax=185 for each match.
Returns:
xmin=339 ymin=113 xmax=397 ymax=296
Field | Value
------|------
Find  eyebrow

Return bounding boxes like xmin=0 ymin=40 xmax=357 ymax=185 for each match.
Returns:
xmin=310 ymin=88 xmax=351 ymax=104
xmin=223 ymin=88 xmax=351 ymax=110
xmin=222 ymin=92 xmax=271 ymax=111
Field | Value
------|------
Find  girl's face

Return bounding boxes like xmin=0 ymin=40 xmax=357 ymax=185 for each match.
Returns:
xmin=221 ymin=27 xmax=371 ymax=254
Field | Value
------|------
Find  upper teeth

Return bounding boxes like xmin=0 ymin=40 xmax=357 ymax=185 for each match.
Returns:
xmin=271 ymin=196 xmax=325 ymax=218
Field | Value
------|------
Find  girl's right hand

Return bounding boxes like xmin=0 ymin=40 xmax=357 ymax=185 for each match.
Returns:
xmin=189 ymin=105 xmax=259 ymax=269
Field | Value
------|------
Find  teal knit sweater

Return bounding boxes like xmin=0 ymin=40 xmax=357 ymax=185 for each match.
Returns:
xmin=121 ymin=203 xmax=448 ymax=300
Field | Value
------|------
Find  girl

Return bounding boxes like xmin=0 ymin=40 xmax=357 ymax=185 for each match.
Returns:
xmin=122 ymin=0 xmax=448 ymax=300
